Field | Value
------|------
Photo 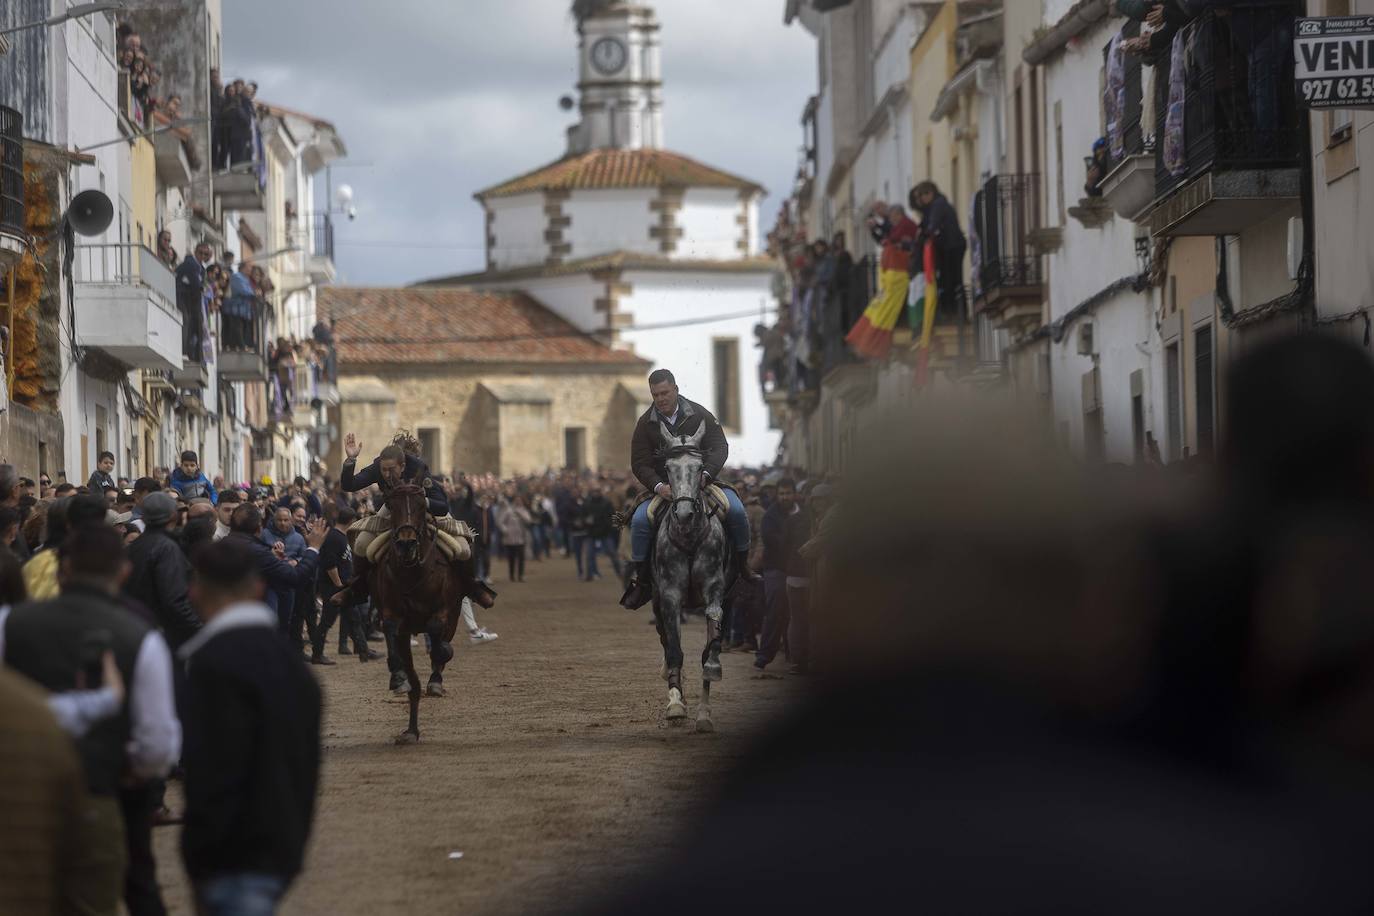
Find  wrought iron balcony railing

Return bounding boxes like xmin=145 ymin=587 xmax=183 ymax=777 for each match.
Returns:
xmin=973 ymin=173 xmax=1043 ymax=299
xmin=1152 ymin=2 xmax=1302 ymax=202
xmin=0 ymin=106 xmax=24 ymax=239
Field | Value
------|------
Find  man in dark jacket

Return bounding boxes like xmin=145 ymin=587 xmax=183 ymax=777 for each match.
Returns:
xmin=622 ymin=369 xmax=754 ymax=608
xmin=910 ymin=181 xmax=968 ymax=320
xmin=755 ymin=478 xmax=798 ymax=672
xmin=175 ymin=243 xmax=211 ymax=362
xmin=225 ymin=505 xmax=326 ymax=603
xmin=179 ymin=538 xmax=321 ymax=914
xmin=125 ymin=491 xmax=202 ymax=651
xmin=583 ymin=485 xmax=622 ymax=582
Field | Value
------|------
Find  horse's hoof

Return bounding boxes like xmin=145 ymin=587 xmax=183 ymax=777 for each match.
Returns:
xmin=394 ymin=731 xmax=419 ymax=746
xmin=426 ymin=682 xmax=446 ymax=698
xmin=703 ymin=660 xmax=723 ymax=682
xmin=391 ymin=683 xmax=409 ymax=696
xmin=695 ymin=713 xmax=714 ymax=733
xmin=666 ymin=688 xmax=688 ymax=720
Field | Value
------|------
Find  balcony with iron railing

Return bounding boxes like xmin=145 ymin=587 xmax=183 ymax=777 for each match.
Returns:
xmin=0 ymin=106 xmax=24 ymax=273
xmin=1148 ymin=2 xmax=1302 ymax=237
xmin=972 ymin=173 xmax=1044 ymax=332
xmin=1098 ymin=20 xmax=1159 ymax=222
xmin=73 ymin=243 xmax=183 ymax=370
xmin=307 ymin=212 xmax=336 ymax=284
xmin=218 ymin=300 xmax=270 ymax=382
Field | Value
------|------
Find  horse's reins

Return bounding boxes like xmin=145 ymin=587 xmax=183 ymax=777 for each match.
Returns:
xmin=663 ymin=443 xmax=710 ymax=554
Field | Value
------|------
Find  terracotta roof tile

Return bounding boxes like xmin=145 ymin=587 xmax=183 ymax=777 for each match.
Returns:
xmin=476 ymin=148 xmax=763 ymax=199
xmin=323 ymin=287 xmax=647 ymax=367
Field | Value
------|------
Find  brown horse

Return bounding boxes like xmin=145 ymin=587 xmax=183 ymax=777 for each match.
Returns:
xmin=373 ymin=484 xmax=463 ymax=744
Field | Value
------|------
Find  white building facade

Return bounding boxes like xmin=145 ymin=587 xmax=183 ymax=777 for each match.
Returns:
xmin=421 ymin=1 xmax=780 ymax=467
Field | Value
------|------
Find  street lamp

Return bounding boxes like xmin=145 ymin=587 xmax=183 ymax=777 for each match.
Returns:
xmin=0 ymin=2 xmax=125 ymax=54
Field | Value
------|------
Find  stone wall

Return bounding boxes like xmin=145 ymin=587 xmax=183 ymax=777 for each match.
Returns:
xmin=2 ymin=401 xmax=65 ymax=480
xmin=337 ymin=365 xmax=645 ymax=478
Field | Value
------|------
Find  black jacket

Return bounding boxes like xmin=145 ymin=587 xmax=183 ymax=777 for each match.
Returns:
xmin=180 ymin=611 xmax=320 ymax=881
xmin=87 ymin=470 xmax=116 ymax=493
xmin=585 ymin=495 xmax=616 ymax=539
xmin=340 ymin=453 xmax=448 ymax=517
xmin=226 ymin=532 xmax=320 ymax=595
xmin=175 ymin=254 xmax=206 ymax=317
xmin=125 ymin=525 xmax=203 ymax=650
xmin=914 ymin=192 xmax=968 ymax=258
xmin=761 ymin=503 xmax=796 ymax=573
xmin=631 ymin=397 xmax=729 ymax=493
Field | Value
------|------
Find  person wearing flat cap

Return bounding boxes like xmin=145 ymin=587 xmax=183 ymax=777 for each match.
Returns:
xmin=125 ymin=492 xmax=202 ymax=650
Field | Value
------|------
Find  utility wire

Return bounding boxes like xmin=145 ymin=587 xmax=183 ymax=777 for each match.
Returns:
xmin=339 ymin=306 xmax=776 ymax=346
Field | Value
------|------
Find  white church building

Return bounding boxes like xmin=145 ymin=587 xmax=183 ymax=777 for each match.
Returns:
xmin=420 ymin=1 xmax=780 ymax=467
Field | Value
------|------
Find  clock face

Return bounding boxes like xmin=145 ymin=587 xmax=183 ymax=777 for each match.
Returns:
xmin=590 ymin=37 xmax=628 ymax=76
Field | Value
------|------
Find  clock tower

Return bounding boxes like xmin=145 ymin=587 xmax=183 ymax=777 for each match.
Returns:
xmin=567 ymin=2 xmax=664 ymax=154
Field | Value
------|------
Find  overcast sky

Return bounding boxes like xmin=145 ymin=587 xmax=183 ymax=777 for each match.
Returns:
xmin=222 ymin=1 xmax=816 ymax=287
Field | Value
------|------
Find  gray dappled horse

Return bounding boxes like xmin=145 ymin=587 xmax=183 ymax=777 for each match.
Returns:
xmin=652 ymin=420 xmax=729 ymax=732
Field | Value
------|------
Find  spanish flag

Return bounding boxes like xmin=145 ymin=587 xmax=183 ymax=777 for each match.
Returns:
xmin=845 ymin=268 xmax=911 ymax=361
xmin=915 ymin=239 xmax=939 ymax=386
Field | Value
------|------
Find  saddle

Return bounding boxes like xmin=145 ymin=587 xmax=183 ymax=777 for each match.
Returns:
xmin=614 ymin=482 xmax=734 ymax=529
xmin=353 ymin=516 xmax=475 ymax=565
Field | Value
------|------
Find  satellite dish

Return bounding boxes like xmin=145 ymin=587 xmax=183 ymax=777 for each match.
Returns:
xmin=65 ymin=190 xmax=114 ymax=237
xmin=559 ymin=95 xmax=576 ymax=111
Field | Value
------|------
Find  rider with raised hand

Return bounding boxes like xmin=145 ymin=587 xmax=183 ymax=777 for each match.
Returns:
xmin=621 ymin=368 xmax=756 ymax=610
xmin=334 ymin=431 xmax=493 ymax=609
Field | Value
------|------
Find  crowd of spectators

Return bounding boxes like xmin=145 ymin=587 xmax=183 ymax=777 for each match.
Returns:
xmin=210 ymin=69 xmax=263 ymax=173
xmin=268 ymin=329 xmax=338 ymax=423
xmin=115 ymin=24 xmax=166 ymax=128
xmin=763 ymin=179 xmax=970 ymax=384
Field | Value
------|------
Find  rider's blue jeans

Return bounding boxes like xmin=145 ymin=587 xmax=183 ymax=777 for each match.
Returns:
xmin=630 ymin=487 xmax=750 ymax=562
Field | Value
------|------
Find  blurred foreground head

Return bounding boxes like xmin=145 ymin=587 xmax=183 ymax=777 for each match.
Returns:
xmin=823 ymin=395 xmax=1155 ymax=710
xmin=1225 ymin=331 xmax=1374 ymax=511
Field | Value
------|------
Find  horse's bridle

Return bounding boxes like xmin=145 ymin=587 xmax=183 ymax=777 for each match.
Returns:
xmin=388 ymin=485 xmax=433 ymax=568
xmin=662 ymin=443 xmax=708 ymax=550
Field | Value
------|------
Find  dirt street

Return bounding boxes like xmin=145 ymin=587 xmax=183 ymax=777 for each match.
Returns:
xmin=153 ymin=557 xmax=799 ymax=914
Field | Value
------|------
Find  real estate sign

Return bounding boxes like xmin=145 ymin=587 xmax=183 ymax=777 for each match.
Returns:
xmin=1296 ymin=17 xmax=1374 ymax=109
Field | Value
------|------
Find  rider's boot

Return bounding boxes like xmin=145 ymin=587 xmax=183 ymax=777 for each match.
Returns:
xmin=452 ymin=555 xmax=497 ymax=609
xmin=620 ymin=559 xmax=653 ymax=610
xmin=333 ymin=553 xmax=372 ymax=605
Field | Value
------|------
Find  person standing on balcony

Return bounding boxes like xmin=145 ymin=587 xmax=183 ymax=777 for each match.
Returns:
xmin=910 ymin=182 xmax=968 ymax=321
xmin=176 ymin=242 xmax=211 ymax=364
xmin=224 ymin=262 xmax=256 ymax=352
xmin=845 ymin=202 xmax=920 ymax=360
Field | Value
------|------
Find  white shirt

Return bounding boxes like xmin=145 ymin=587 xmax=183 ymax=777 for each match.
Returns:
xmin=657 ymin=403 xmax=682 ymax=427
xmin=0 ymin=605 xmax=182 ymax=780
